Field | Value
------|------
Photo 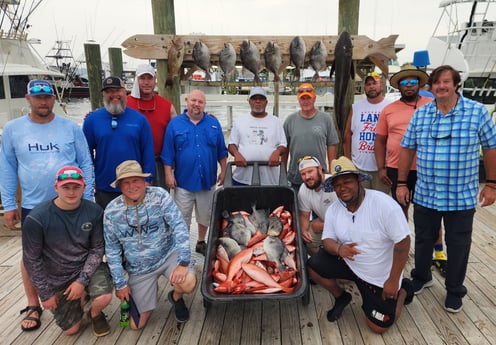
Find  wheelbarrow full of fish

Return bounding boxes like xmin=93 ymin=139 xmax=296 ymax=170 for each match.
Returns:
xmin=201 ymin=161 xmax=309 ymax=308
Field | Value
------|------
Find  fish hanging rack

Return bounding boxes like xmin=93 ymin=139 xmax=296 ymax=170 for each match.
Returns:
xmin=122 ymin=34 xmax=399 ymax=78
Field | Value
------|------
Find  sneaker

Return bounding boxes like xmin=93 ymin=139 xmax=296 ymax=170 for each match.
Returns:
xmin=327 ymin=291 xmax=352 ymax=322
xmin=412 ymin=278 xmax=434 ymax=295
xmin=444 ymin=293 xmax=463 ymax=313
xmin=195 ymin=241 xmax=207 ymax=255
xmin=401 ymin=278 xmax=415 ymax=305
xmin=168 ymin=290 xmax=190 ymax=322
xmin=87 ymin=310 xmax=110 ymax=337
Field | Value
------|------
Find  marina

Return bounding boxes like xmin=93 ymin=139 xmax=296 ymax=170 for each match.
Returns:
xmin=1 ymin=201 xmax=496 ymax=345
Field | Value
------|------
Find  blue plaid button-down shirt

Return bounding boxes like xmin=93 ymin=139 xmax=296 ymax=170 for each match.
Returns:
xmin=401 ymin=95 xmax=496 ymax=211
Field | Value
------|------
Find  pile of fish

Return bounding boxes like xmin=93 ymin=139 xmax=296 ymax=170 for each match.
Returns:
xmin=211 ymin=205 xmax=298 ymax=294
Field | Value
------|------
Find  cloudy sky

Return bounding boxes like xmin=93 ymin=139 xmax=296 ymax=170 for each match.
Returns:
xmin=25 ymin=0 xmax=494 ymax=68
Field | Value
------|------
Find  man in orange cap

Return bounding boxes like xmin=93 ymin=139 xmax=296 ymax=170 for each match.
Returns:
xmin=283 ymin=83 xmax=340 ymax=191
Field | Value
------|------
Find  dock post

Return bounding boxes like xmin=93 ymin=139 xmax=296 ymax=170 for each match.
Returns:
xmin=109 ymin=47 xmax=124 ymax=81
xmin=152 ymin=0 xmax=181 ymax=112
xmin=84 ymin=43 xmax=103 ymax=110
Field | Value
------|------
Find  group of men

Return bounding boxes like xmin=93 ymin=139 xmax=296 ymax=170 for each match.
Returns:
xmin=0 ymin=67 xmax=226 ymax=336
xmin=1 ymin=61 xmax=495 ymax=337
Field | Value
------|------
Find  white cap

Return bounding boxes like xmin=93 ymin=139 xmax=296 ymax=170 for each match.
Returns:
xmin=249 ymin=86 xmax=267 ymax=99
xmin=131 ymin=64 xmax=156 ymax=98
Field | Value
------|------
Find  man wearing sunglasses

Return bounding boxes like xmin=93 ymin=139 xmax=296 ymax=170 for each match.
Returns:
xmin=22 ymin=167 xmax=113 ymax=337
xmin=397 ymin=65 xmax=496 ymax=313
xmin=83 ymin=76 xmax=155 ymax=209
xmin=0 ymin=79 xmax=94 ymax=332
xmin=343 ymin=72 xmax=391 ymax=194
xmin=376 ymin=64 xmax=448 ymax=278
xmin=127 ymin=64 xmax=177 ymax=190
xmin=283 ymin=83 xmax=339 ymax=191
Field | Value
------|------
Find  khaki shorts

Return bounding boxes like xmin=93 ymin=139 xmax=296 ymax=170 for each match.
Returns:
xmin=53 ymin=263 xmax=113 ymax=331
xmin=174 ymin=186 xmax=215 ymax=228
xmin=359 ymin=170 xmax=390 ymax=195
xmin=127 ymin=250 xmax=195 ymax=313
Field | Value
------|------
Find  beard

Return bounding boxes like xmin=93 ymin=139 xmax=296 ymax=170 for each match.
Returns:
xmin=104 ymin=97 xmax=126 ymax=115
xmin=305 ymin=173 xmax=323 ymax=190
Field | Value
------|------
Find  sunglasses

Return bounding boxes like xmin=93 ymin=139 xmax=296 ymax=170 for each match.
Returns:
xmin=430 ymin=115 xmax=453 ymax=140
xmin=297 ymin=155 xmax=319 ymax=164
xmin=399 ymin=79 xmax=419 ymax=87
xmin=29 ymin=85 xmax=53 ymax=94
xmin=111 ymin=116 xmax=118 ymax=129
xmin=297 ymin=87 xmax=314 ymax=94
xmin=57 ymin=173 xmax=83 ymax=181
xmin=367 ymin=72 xmax=380 ymax=78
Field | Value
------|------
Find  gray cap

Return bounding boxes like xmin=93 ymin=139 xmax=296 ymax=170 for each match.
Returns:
xmin=249 ymin=87 xmax=267 ymax=99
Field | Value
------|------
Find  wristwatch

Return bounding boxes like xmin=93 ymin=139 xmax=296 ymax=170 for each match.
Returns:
xmin=178 ymin=261 xmax=190 ymax=267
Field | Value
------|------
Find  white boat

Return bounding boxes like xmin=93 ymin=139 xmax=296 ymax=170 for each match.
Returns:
xmin=0 ymin=0 xmax=66 ymax=132
xmin=45 ymin=40 xmax=90 ymax=99
xmin=427 ymin=0 xmax=496 ymax=105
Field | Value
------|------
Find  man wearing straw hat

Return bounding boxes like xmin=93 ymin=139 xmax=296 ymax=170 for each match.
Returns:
xmin=104 ymin=160 xmax=196 ymax=327
xmin=307 ymin=156 xmax=413 ymax=334
xmin=375 ymin=64 xmax=448 ymax=276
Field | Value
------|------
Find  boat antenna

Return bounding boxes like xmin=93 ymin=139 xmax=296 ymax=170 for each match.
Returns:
xmin=458 ymin=1 xmax=478 ymax=49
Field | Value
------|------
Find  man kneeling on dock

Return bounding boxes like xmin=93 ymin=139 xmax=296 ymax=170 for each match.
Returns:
xmin=22 ymin=166 xmax=113 ymax=337
xmin=104 ymin=160 xmax=196 ymax=328
xmin=307 ymin=156 xmax=414 ymax=334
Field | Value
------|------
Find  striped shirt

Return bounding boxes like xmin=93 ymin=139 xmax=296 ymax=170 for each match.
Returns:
xmin=401 ymin=95 xmax=496 ymax=211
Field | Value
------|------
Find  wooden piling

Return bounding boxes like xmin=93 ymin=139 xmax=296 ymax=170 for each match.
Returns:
xmin=84 ymin=43 xmax=103 ymax=110
xmin=151 ymin=0 xmax=181 ymax=112
xmin=108 ymin=47 xmax=124 ymax=80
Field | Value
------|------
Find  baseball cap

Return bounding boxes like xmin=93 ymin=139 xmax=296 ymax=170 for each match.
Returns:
xmin=249 ymin=86 xmax=267 ymax=99
xmin=364 ymin=71 xmax=381 ymax=83
xmin=298 ymin=156 xmax=321 ymax=172
xmin=297 ymin=83 xmax=316 ymax=99
xmin=101 ymin=76 xmax=125 ymax=91
xmin=55 ymin=166 xmax=85 ymax=188
xmin=27 ymin=80 xmax=55 ymax=96
xmin=136 ymin=64 xmax=156 ymax=77
xmin=110 ymin=160 xmax=151 ymax=188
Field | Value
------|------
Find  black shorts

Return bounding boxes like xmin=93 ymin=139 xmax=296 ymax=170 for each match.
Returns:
xmin=307 ymin=248 xmax=397 ymax=328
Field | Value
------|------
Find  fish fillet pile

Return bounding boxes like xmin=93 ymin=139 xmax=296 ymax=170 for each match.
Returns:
xmin=211 ymin=205 xmax=298 ymax=294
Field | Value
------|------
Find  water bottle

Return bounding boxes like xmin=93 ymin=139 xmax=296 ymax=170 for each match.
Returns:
xmin=119 ymin=299 xmax=130 ymax=327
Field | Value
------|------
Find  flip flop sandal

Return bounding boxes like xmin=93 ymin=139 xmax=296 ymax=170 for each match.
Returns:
xmin=432 ymin=259 xmax=447 ymax=278
xmin=20 ymin=306 xmax=43 ymax=332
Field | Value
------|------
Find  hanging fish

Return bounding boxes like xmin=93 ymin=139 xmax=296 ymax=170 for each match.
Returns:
xmin=264 ymin=41 xmax=282 ymax=83
xmin=289 ymin=36 xmax=306 ymax=81
xmin=219 ymin=42 xmax=237 ymax=84
xmin=309 ymin=40 xmax=327 ymax=82
xmin=240 ymin=39 xmax=261 ymax=85
xmin=192 ymin=41 xmax=211 ymax=80
xmin=330 ymin=31 xmax=355 ymax=135
xmin=166 ymin=37 xmax=184 ymax=87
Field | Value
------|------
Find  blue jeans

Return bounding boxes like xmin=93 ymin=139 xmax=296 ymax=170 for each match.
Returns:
xmin=412 ymin=204 xmax=474 ymax=297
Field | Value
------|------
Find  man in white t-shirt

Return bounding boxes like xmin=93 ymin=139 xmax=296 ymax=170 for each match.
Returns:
xmin=228 ymin=87 xmax=287 ymax=185
xmin=297 ymin=156 xmax=338 ymax=255
xmin=307 ymin=156 xmax=413 ymax=334
xmin=343 ymin=72 xmax=391 ymax=193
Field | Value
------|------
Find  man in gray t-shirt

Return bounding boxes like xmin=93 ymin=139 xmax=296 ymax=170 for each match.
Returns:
xmin=283 ymin=83 xmax=339 ymax=190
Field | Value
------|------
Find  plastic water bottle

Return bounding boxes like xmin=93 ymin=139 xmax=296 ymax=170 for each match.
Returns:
xmin=119 ymin=300 xmax=130 ymax=327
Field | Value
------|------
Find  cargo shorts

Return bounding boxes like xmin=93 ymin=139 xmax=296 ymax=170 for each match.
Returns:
xmin=53 ymin=262 xmax=113 ymax=331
